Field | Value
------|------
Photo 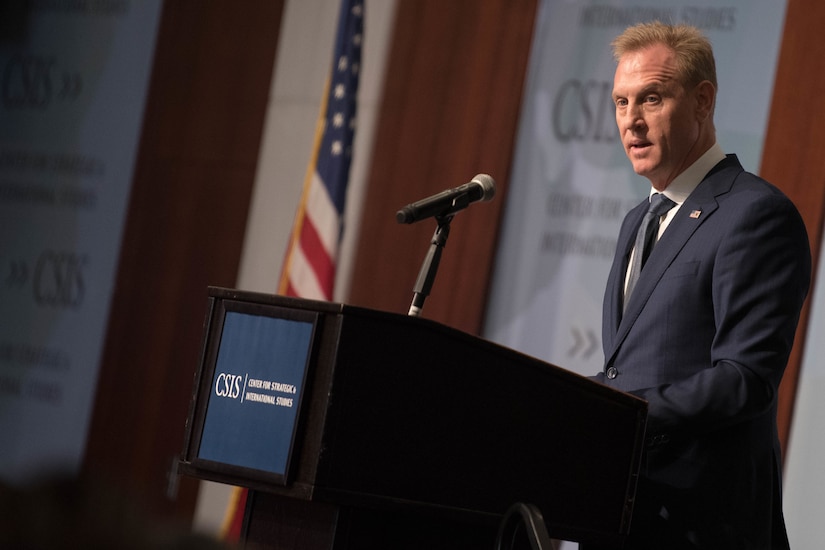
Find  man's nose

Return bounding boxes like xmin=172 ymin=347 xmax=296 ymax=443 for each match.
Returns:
xmin=619 ymin=104 xmax=643 ymax=131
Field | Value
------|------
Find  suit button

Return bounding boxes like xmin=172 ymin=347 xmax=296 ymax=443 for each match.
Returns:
xmin=606 ymin=367 xmax=618 ymax=379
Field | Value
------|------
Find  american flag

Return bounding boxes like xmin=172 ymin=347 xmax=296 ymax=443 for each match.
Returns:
xmin=278 ymin=0 xmax=364 ymax=300
xmin=222 ymin=1 xmax=363 ymax=540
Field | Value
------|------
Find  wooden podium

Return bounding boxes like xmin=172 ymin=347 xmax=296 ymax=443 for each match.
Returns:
xmin=179 ymin=287 xmax=647 ymax=549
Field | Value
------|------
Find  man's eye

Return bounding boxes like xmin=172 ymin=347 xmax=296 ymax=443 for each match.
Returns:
xmin=615 ymin=98 xmax=627 ymax=107
xmin=645 ymin=95 xmax=660 ymax=103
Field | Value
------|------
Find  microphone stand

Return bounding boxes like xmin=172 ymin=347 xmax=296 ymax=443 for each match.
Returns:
xmin=408 ymin=214 xmax=453 ymax=317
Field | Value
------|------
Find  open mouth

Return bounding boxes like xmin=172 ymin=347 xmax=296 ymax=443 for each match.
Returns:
xmin=628 ymin=141 xmax=652 ymax=153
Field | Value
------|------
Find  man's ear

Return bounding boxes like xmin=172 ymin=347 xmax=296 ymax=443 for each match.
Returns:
xmin=695 ymin=80 xmax=716 ymax=121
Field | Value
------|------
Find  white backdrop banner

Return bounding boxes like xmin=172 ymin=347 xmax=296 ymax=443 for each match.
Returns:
xmin=0 ymin=1 xmax=162 ymax=482
xmin=783 ymin=214 xmax=825 ymax=548
xmin=484 ymin=0 xmax=787 ymax=377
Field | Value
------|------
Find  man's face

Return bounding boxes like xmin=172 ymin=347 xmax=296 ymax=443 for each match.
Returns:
xmin=612 ymin=43 xmax=705 ymax=190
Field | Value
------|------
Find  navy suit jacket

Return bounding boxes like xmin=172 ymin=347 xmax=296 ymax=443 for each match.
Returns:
xmin=595 ymin=155 xmax=811 ymax=549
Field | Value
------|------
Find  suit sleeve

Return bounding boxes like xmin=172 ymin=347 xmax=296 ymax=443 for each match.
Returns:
xmin=632 ymin=191 xmax=811 ymax=435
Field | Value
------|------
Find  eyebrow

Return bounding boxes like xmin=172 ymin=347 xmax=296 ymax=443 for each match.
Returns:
xmin=613 ymin=82 xmax=663 ymax=99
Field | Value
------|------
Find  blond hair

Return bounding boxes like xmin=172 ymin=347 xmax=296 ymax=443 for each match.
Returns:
xmin=611 ymin=21 xmax=717 ymax=90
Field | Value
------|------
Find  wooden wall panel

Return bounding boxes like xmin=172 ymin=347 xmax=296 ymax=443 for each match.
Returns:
xmin=759 ymin=0 xmax=825 ymax=454
xmin=349 ymin=0 xmax=539 ymax=334
xmin=82 ymin=1 xmax=284 ymax=521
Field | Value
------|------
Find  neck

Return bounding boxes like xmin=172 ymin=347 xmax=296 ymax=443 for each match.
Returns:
xmin=651 ymin=127 xmax=716 ymax=191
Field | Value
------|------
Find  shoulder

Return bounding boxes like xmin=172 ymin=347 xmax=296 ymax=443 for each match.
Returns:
xmin=709 ymin=156 xmax=801 ymax=217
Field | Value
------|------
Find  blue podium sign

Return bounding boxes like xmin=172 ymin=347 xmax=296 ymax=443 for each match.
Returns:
xmin=194 ymin=302 xmax=316 ymax=483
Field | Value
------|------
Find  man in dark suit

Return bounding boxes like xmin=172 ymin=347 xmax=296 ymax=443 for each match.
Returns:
xmin=593 ymin=22 xmax=812 ymax=549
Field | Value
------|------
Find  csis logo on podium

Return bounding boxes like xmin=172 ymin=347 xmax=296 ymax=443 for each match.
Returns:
xmin=214 ymin=372 xmax=245 ymax=400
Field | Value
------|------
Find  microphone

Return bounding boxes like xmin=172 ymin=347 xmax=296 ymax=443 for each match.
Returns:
xmin=395 ymin=174 xmax=496 ymax=224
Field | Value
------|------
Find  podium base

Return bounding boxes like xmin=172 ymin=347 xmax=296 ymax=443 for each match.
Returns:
xmin=242 ymin=491 xmax=499 ymax=550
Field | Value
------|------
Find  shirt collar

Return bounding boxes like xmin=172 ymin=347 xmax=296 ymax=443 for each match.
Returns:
xmin=650 ymin=142 xmax=726 ymax=205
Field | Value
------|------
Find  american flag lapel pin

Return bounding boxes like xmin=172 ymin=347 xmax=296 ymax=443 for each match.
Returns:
xmin=690 ymin=209 xmax=702 ymax=219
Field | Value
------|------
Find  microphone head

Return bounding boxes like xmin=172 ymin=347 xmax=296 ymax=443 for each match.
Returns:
xmin=471 ymin=174 xmax=496 ymax=202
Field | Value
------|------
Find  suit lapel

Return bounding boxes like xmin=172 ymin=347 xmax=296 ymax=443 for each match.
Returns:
xmin=605 ymin=201 xmax=646 ymax=342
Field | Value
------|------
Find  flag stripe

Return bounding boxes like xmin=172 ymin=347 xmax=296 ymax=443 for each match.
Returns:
xmin=287 ymin=242 xmax=327 ymax=300
xmin=306 ymin=171 xmax=342 ymax=260
xmin=296 ymin=227 xmax=335 ymax=300
xmin=298 ymin=216 xmax=336 ymax=296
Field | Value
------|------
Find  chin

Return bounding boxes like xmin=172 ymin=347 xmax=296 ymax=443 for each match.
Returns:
xmin=630 ymin=164 xmax=652 ymax=178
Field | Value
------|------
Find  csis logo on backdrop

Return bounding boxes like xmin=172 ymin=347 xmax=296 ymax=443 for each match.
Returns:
xmin=214 ymin=372 xmax=244 ymax=400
